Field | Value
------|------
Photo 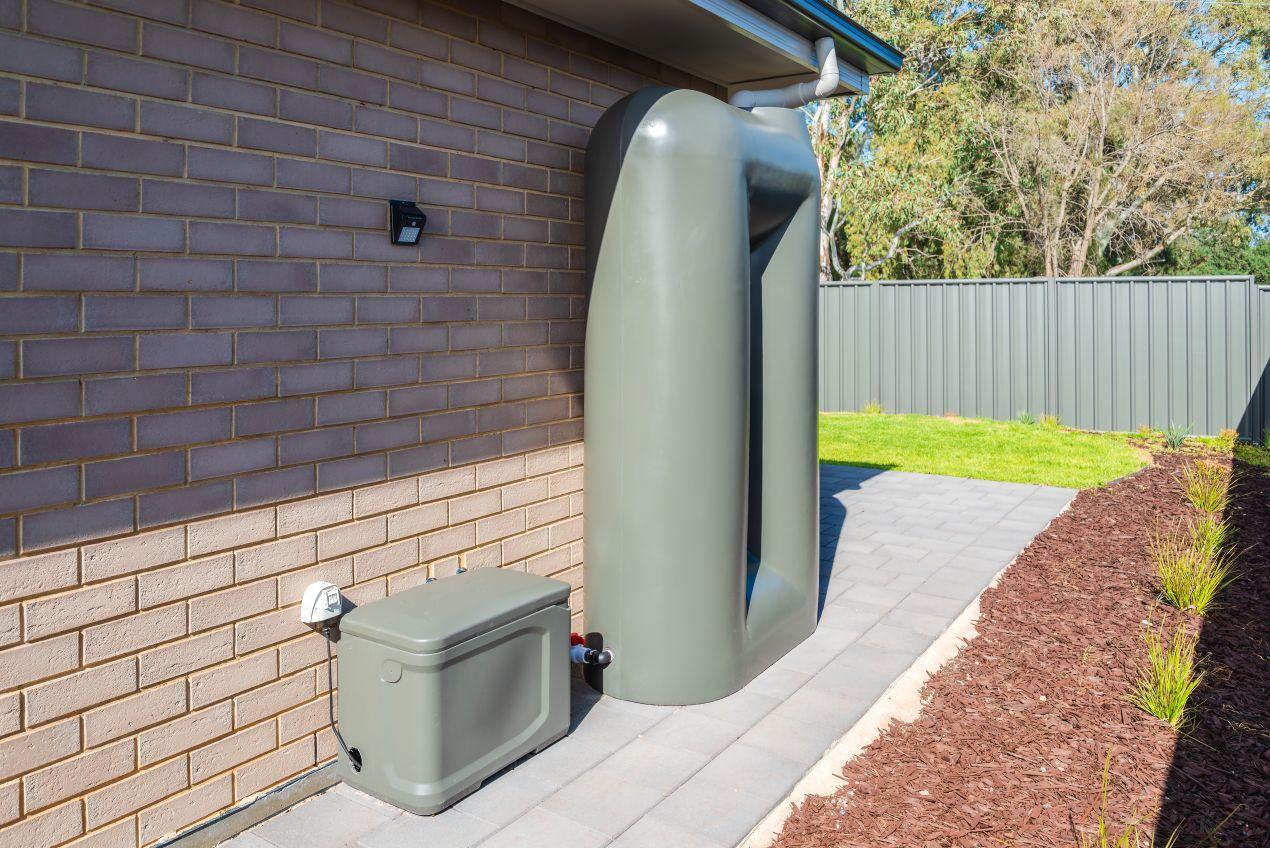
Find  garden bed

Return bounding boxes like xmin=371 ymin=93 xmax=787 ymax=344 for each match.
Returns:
xmin=775 ymin=449 xmax=1269 ymax=847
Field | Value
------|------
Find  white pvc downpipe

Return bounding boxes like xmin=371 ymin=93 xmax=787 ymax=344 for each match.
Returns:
xmin=729 ymin=37 xmax=840 ymax=110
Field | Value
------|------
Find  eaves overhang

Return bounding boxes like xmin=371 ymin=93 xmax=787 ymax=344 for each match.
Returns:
xmin=502 ymin=0 xmax=902 ymax=96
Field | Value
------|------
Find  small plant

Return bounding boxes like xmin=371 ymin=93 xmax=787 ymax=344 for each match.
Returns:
xmin=1040 ymin=414 xmax=1061 ymax=429
xmin=1180 ymin=461 xmax=1232 ymax=514
xmin=1017 ymin=410 xmax=1037 ymax=426
xmin=1152 ymin=527 xmax=1234 ymax=615
xmin=1078 ymin=753 xmax=1179 ymax=848
xmin=1263 ymin=423 xmax=1270 ymax=450
xmin=1216 ymin=429 xmax=1238 ymax=452
xmin=862 ymin=401 xmax=884 ymax=415
xmin=1162 ymin=423 xmax=1190 ymax=450
xmin=1130 ymin=623 xmax=1203 ymax=728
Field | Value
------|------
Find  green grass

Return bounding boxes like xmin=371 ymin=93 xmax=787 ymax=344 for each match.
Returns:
xmin=1235 ymin=439 xmax=1270 ymax=471
xmin=819 ymin=412 xmax=1147 ymax=489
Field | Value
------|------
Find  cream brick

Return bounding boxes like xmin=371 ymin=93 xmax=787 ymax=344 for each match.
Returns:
xmin=342 ymin=579 xmax=385 ymax=607
xmin=557 ymin=565 xmax=584 ymax=590
xmin=138 ymin=775 xmax=231 ymax=845
xmin=139 ymin=703 xmax=232 ymax=767
xmin=548 ymin=466 xmax=583 ymax=497
xmin=234 ymin=607 xmax=308 ymax=655
xmin=549 ymin=516 xmax=584 ymax=547
xmin=418 ymin=466 xmax=476 ymax=502
xmin=386 ymin=563 xmax=431 ymax=594
xmin=0 ymin=782 xmax=15 ymax=828
xmin=450 ymin=489 xmax=501 ymax=524
xmin=139 ymin=628 xmax=233 ymax=687
xmin=189 ymin=580 xmax=277 ymax=633
xmin=82 ymin=528 xmax=186 ymax=582
xmin=278 ymin=633 xmax=326 ymax=678
xmin=353 ymin=539 xmax=417 ymax=582
xmin=316 ymin=517 xmax=386 ymax=560
xmin=502 ymin=527 xmax=550 ymax=563
xmin=0 ymin=800 xmax=82 ymax=848
xmin=353 ymin=479 xmax=417 ymax=519
xmin=233 ymin=671 xmax=314 ymax=729
xmin=234 ymin=534 xmax=317 ymax=583
xmin=277 ymin=493 xmax=352 ymax=537
xmin=570 ymin=540 xmax=583 ymax=565
xmin=189 ymin=721 xmax=274 ymax=783
xmin=525 ymin=547 xmax=571 ymax=577
xmin=0 ymin=606 xmax=17 ymax=649
xmin=25 ymin=658 xmax=137 ymax=727
xmin=476 ymin=508 xmax=526 ymax=544
xmin=430 ymin=555 xmax=462 ymax=579
xmin=316 ymin=725 xmax=338 ymax=762
xmin=138 ymin=554 xmax=234 ymax=609
xmin=502 ymin=477 xmax=550 ymax=509
xmin=24 ymin=738 xmax=134 ymax=812
xmin=0 ymin=719 xmax=80 ymax=783
xmin=527 ymin=446 xmax=571 ymax=477
xmin=278 ymin=698 xmax=326 ymax=745
xmin=64 ymin=817 xmax=135 ymax=848
xmin=0 ymin=694 xmax=18 ymax=738
xmin=461 ymin=544 xmax=502 ymax=571
xmin=385 ymin=501 xmax=447 ymax=541
xmin=24 ymin=578 xmax=135 ymax=641
xmin=476 ymin=455 xmax=525 ymax=488
xmin=277 ymin=559 xmax=353 ymax=606
xmin=569 ymin=490 xmax=584 ymax=515
xmin=85 ymin=755 xmax=188 ymax=830
xmin=84 ymin=603 xmax=188 ymax=664
xmin=234 ymin=736 xmax=314 ymax=800
xmin=527 ymin=495 xmax=569 ymax=529
xmin=0 ymin=550 xmax=78 ymax=604
xmin=569 ymin=442 xmax=584 ymax=465
xmin=419 ymin=523 xmax=476 ymax=562
xmin=188 ymin=509 xmax=276 ymax=557
xmin=189 ymin=650 xmax=277 ymax=709
xmin=84 ymin=680 xmax=187 ymax=747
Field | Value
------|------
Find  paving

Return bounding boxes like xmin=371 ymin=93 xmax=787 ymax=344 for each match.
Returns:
xmin=223 ymin=465 xmax=1075 ymax=848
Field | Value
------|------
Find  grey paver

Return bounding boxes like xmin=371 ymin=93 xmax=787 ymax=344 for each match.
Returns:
xmin=224 ymin=465 xmax=1073 ymax=848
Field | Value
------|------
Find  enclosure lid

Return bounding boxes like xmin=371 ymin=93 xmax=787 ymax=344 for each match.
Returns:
xmin=339 ymin=568 xmax=569 ymax=654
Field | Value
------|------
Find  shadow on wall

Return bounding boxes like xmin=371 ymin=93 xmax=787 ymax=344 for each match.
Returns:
xmin=816 ymin=464 xmax=892 ymax=619
xmin=1156 ymin=460 xmax=1270 ymax=846
xmin=1236 ymin=354 xmax=1270 ymax=444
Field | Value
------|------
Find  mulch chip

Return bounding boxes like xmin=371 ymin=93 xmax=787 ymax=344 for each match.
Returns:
xmin=774 ymin=452 xmax=1269 ymax=847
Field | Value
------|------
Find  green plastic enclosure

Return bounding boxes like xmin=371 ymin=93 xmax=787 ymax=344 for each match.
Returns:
xmin=334 ymin=568 xmax=571 ymax=814
xmin=583 ymin=88 xmax=822 ymax=705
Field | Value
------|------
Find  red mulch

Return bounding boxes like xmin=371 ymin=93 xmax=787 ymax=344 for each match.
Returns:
xmin=775 ymin=451 xmax=1269 ymax=847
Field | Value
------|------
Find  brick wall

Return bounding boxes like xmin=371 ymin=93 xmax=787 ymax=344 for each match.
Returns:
xmin=0 ymin=1 xmax=719 ymax=845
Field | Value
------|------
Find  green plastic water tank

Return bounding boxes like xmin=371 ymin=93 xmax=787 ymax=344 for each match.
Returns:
xmin=335 ymin=568 xmax=570 ymax=814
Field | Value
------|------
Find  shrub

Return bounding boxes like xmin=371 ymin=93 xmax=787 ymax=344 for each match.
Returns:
xmin=1162 ymin=423 xmax=1190 ymax=450
xmin=1040 ymin=414 xmax=1062 ymax=428
xmin=1263 ymin=423 xmax=1270 ymax=450
xmin=1216 ymin=429 xmax=1238 ymax=452
xmin=1130 ymin=624 xmax=1203 ymax=728
xmin=1017 ymin=410 xmax=1037 ymax=426
xmin=1189 ymin=514 xmax=1230 ymax=562
xmin=862 ymin=401 xmax=884 ymax=415
xmin=1180 ymin=461 xmax=1231 ymax=514
xmin=1152 ymin=526 xmax=1234 ymax=615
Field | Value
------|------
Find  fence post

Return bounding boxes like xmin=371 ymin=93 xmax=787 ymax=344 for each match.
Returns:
xmin=870 ymin=279 xmax=881 ymax=409
xmin=1044 ymin=276 xmax=1059 ymax=421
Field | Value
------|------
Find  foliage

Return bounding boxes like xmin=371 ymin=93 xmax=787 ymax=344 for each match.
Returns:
xmin=1130 ymin=623 xmax=1204 ymax=728
xmin=1160 ymin=220 xmax=1270 ymax=280
xmin=1162 ymin=424 xmax=1191 ymax=450
xmin=1078 ymin=753 xmax=1179 ymax=848
xmin=1180 ymin=461 xmax=1232 ymax=514
xmin=1152 ymin=526 xmax=1234 ymax=615
xmin=1017 ymin=410 xmax=1037 ymax=425
xmin=862 ymin=400 xmax=885 ymax=414
xmin=818 ymin=412 xmax=1145 ymax=488
xmin=816 ymin=1 xmax=1269 ymax=280
xmin=1189 ymin=514 xmax=1231 ymax=563
xmin=1040 ymin=414 xmax=1062 ymax=429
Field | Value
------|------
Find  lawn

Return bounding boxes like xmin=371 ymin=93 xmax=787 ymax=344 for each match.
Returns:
xmin=819 ymin=412 xmax=1148 ymax=489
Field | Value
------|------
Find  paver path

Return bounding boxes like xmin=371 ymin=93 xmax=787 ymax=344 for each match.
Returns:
xmin=224 ymin=465 xmax=1075 ymax=848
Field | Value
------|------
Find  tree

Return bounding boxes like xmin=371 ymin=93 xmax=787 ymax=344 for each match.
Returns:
xmin=814 ymin=1 xmax=1269 ymax=280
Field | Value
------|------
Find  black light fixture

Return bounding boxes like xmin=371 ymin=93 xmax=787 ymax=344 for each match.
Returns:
xmin=389 ymin=200 xmax=426 ymax=245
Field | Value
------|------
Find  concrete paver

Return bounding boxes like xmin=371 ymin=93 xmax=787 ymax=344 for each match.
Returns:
xmin=226 ymin=465 xmax=1074 ymax=848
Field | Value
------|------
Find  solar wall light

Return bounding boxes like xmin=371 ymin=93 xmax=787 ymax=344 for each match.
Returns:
xmin=389 ymin=199 xmax=426 ymax=245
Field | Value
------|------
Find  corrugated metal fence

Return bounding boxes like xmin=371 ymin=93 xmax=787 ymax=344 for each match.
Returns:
xmin=819 ymin=276 xmax=1270 ymax=439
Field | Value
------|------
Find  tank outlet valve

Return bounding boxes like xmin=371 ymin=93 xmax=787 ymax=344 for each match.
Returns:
xmin=569 ymin=644 xmax=613 ymax=667
xmin=300 ymin=581 xmax=343 ymax=624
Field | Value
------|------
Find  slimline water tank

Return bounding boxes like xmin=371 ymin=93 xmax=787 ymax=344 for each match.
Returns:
xmin=335 ymin=568 xmax=570 ymax=814
xmin=582 ymin=88 xmax=822 ymax=705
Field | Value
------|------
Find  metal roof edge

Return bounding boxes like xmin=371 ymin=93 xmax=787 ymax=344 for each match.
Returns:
xmin=747 ymin=0 xmax=904 ymax=75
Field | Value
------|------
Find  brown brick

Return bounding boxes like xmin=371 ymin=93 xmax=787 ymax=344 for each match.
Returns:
xmin=83 ymin=679 xmax=187 ymax=747
xmin=24 ymin=739 xmax=134 ymax=812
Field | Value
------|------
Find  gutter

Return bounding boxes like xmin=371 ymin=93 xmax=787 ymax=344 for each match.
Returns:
xmin=745 ymin=0 xmax=904 ymax=75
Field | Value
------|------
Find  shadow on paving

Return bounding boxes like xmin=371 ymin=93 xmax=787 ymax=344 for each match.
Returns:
xmin=1157 ymin=459 xmax=1270 ymax=845
xmin=816 ymin=463 xmax=890 ymax=619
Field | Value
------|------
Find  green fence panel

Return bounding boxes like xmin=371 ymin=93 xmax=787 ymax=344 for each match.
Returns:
xmin=820 ymin=276 xmax=1262 ymax=438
